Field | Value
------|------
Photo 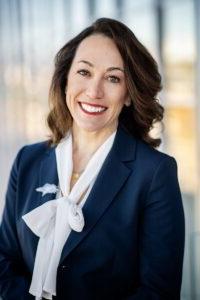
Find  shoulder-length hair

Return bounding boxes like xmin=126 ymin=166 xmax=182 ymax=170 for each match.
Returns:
xmin=47 ymin=17 xmax=164 ymax=148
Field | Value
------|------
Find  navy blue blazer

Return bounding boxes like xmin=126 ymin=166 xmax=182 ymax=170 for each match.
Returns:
xmin=0 ymin=126 xmax=185 ymax=300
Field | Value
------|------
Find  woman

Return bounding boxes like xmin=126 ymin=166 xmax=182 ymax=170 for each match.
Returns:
xmin=0 ymin=18 xmax=185 ymax=300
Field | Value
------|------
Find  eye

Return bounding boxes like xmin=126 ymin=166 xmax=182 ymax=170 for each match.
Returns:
xmin=108 ymin=76 xmax=120 ymax=83
xmin=77 ymin=69 xmax=90 ymax=76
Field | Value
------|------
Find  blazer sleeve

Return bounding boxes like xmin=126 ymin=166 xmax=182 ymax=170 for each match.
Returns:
xmin=0 ymin=147 xmax=34 ymax=300
xmin=126 ymin=156 xmax=185 ymax=300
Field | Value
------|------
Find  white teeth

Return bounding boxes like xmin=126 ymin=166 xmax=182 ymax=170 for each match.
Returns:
xmin=81 ymin=103 xmax=106 ymax=113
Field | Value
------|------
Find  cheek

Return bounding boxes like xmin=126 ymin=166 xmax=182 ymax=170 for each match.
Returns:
xmin=67 ymin=80 xmax=86 ymax=103
xmin=112 ymin=93 xmax=127 ymax=110
xmin=107 ymin=84 xmax=127 ymax=104
xmin=111 ymin=97 xmax=127 ymax=118
xmin=66 ymin=84 xmax=78 ymax=105
xmin=65 ymin=90 xmax=75 ymax=113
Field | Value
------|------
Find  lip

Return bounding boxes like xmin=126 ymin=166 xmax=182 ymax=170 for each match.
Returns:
xmin=78 ymin=101 xmax=108 ymax=115
xmin=79 ymin=101 xmax=107 ymax=108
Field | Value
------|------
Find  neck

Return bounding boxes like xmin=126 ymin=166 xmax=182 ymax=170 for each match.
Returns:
xmin=71 ymin=123 xmax=117 ymax=156
xmin=70 ymin=123 xmax=117 ymax=190
xmin=70 ymin=123 xmax=117 ymax=175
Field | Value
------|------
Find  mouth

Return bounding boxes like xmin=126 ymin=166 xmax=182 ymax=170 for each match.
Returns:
xmin=78 ymin=102 xmax=108 ymax=115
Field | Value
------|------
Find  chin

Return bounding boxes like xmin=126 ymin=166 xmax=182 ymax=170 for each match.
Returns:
xmin=73 ymin=117 xmax=118 ymax=134
xmin=80 ymin=125 xmax=104 ymax=133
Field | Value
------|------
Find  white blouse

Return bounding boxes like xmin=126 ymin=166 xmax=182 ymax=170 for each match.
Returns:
xmin=22 ymin=130 xmax=116 ymax=300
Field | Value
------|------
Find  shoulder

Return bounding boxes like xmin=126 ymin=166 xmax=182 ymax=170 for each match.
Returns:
xmin=136 ymin=138 xmax=176 ymax=166
xmin=133 ymin=139 xmax=179 ymax=192
xmin=116 ymin=126 xmax=178 ymax=183
xmin=119 ymin=126 xmax=176 ymax=166
xmin=13 ymin=140 xmax=54 ymax=171
xmin=123 ymin=129 xmax=178 ymax=180
xmin=19 ymin=140 xmax=52 ymax=156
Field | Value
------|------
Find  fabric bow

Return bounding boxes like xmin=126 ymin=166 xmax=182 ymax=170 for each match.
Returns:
xmin=22 ymin=196 xmax=84 ymax=238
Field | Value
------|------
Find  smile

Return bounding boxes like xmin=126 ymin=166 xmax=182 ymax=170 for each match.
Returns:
xmin=79 ymin=102 xmax=107 ymax=115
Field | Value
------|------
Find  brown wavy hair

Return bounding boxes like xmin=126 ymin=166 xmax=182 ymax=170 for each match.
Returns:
xmin=47 ymin=17 xmax=164 ymax=148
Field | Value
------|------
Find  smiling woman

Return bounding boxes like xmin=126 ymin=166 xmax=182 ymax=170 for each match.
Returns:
xmin=0 ymin=18 xmax=184 ymax=300
xmin=66 ymin=34 xmax=130 ymax=138
xmin=47 ymin=18 xmax=163 ymax=148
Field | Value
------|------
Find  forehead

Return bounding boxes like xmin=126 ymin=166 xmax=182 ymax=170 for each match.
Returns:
xmin=73 ymin=34 xmax=124 ymax=68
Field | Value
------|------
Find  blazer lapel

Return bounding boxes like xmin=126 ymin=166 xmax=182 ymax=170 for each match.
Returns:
xmin=60 ymin=126 xmax=137 ymax=263
xmin=38 ymin=145 xmax=59 ymax=204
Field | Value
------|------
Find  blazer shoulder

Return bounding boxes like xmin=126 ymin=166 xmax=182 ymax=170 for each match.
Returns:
xmin=14 ymin=140 xmax=54 ymax=171
xmin=117 ymin=127 xmax=177 ymax=171
xmin=136 ymin=138 xmax=177 ymax=170
xmin=21 ymin=140 xmax=52 ymax=154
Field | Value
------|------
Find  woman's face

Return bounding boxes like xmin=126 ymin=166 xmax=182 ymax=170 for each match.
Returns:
xmin=66 ymin=34 xmax=130 ymax=135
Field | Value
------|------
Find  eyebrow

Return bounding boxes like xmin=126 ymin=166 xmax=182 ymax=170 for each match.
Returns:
xmin=78 ymin=60 xmax=124 ymax=73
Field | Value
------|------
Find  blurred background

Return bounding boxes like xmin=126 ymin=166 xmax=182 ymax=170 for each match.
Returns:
xmin=0 ymin=0 xmax=199 ymax=299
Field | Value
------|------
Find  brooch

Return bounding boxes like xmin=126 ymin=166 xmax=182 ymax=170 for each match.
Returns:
xmin=36 ymin=183 xmax=59 ymax=197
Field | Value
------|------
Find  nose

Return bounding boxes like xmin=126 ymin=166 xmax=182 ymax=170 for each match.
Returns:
xmin=85 ymin=78 xmax=104 ymax=99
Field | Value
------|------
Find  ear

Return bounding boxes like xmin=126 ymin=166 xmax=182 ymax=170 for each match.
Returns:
xmin=124 ymin=97 xmax=131 ymax=107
